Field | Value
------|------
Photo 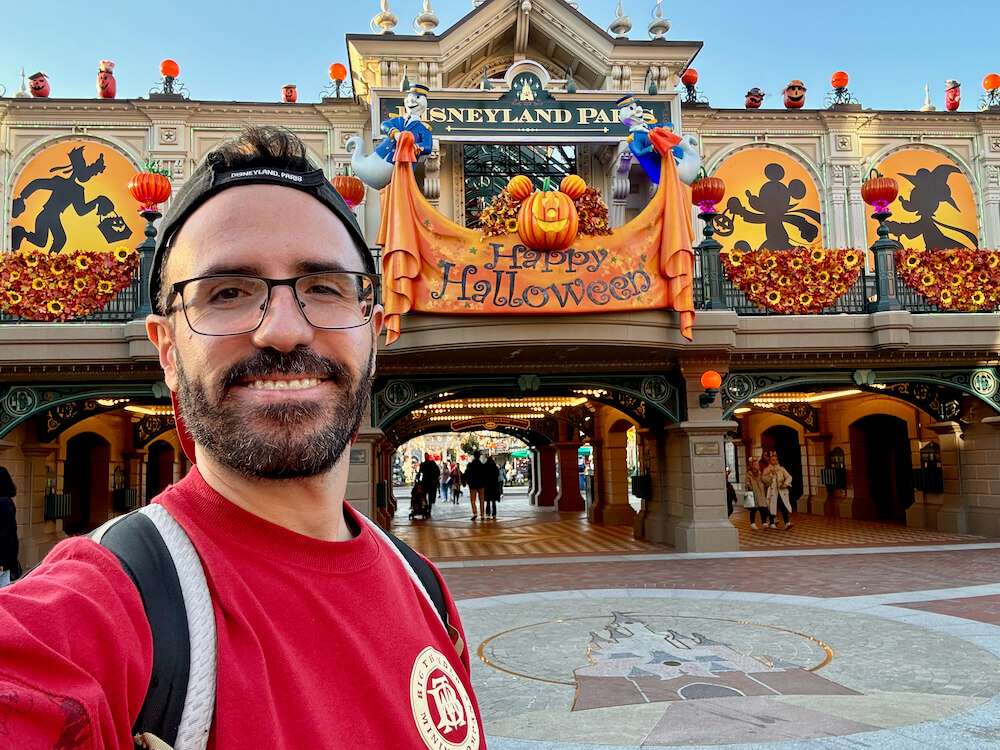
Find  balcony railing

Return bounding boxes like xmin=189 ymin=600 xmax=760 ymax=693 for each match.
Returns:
xmin=0 ymin=244 xmax=988 ymax=325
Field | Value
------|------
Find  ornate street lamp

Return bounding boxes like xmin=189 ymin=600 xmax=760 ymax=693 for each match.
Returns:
xmin=981 ymin=73 xmax=1000 ymax=110
xmin=691 ymin=170 xmax=727 ymax=309
xmin=150 ymin=59 xmax=187 ymax=99
xmin=321 ymin=63 xmax=353 ymax=99
xmin=826 ymin=71 xmax=859 ymax=107
xmin=128 ymin=163 xmax=173 ymax=317
xmin=861 ymin=169 xmax=901 ymax=312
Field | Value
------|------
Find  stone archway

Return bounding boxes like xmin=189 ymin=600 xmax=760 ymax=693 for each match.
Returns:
xmin=146 ymin=440 xmax=176 ymax=501
xmin=63 ymin=432 xmax=111 ymax=535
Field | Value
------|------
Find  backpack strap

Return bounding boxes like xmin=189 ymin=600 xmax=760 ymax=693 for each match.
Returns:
xmin=357 ymin=516 xmax=464 ymax=658
xmin=91 ymin=506 xmax=216 ymax=750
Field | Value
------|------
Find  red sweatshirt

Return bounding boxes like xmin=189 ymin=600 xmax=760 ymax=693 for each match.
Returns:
xmin=0 ymin=468 xmax=483 ymax=749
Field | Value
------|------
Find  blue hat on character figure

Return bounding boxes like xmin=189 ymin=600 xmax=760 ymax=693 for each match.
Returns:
xmin=616 ymin=92 xmax=701 ymax=185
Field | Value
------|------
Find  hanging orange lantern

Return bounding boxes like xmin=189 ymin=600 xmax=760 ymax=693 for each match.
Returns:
xmin=160 ymin=59 xmax=180 ymax=78
xmin=517 ymin=182 xmax=579 ymax=251
xmin=559 ymin=174 xmax=587 ymax=200
xmin=860 ymin=168 xmax=899 ymax=211
xmin=690 ymin=172 xmax=726 ymax=211
xmin=680 ymin=68 xmax=699 ymax=86
xmin=506 ymin=175 xmax=533 ymax=202
xmin=331 ymin=174 xmax=365 ymax=208
xmin=984 ymin=73 xmax=1000 ymax=92
xmin=128 ymin=171 xmax=172 ymax=213
xmin=830 ymin=71 xmax=849 ymax=89
xmin=329 ymin=63 xmax=348 ymax=81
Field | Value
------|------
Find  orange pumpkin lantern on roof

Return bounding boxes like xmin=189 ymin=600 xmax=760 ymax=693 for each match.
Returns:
xmin=830 ymin=71 xmax=849 ymax=89
xmin=517 ymin=179 xmax=579 ymax=251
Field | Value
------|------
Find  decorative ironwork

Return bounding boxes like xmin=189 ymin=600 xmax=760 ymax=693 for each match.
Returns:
xmin=825 ymin=88 xmax=859 ymax=107
xmin=134 ymin=414 xmax=176 ymax=446
xmin=462 ymin=144 xmax=577 ymax=227
xmin=149 ymin=77 xmax=188 ymax=99
xmin=753 ymin=402 xmax=819 ymax=432
xmin=40 ymin=399 xmax=123 ymax=442
xmin=320 ymin=79 xmax=355 ymax=100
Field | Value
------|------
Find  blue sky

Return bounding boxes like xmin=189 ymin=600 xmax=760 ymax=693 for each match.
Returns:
xmin=3 ymin=0 xmax=994 ymax=112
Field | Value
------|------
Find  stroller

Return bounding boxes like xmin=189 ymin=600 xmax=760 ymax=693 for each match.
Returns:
xmin=408 ymin=482 xmax=432 ymax=520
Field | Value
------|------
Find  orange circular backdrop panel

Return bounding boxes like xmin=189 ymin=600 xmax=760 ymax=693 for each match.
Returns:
xmin=866 ymin=150 xmax=979 ymax=250
xmin=11 ymin=140 xmax=143 ymax=254
xmin=712 ymin=148 xmax=823 ymax=253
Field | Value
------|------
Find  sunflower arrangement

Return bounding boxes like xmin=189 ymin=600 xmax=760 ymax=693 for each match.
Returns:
xmin=721 ymin=247 xmax=864 ymax=313
xmin=1 ymin=246 xmax=139 ymax=321
xmin=894 ymin=248 xmax=1000 ymax=311
xmin=478 ymin=188 xmax=521 ymax=237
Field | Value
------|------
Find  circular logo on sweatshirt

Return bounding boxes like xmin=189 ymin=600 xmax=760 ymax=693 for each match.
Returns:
xmin=410 ymin=646 xmax=480 ymax=750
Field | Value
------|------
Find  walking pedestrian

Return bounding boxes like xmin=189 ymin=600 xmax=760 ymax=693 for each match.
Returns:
xmin=762 ymin=450 xmax=794 ymax=529
xmin=483 ymin=456 xmax=501 ymax=519
xmin=463 ymin=450 xmax=487 ymax=520
xmin=0 ymin=467 xmax=19 ymax=588
xmin=744 ymin=457 xmax=769 ymax=529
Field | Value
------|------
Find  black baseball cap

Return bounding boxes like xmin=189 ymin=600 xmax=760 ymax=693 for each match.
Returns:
xmin=150 ymin=158 xmax=375 ymax=314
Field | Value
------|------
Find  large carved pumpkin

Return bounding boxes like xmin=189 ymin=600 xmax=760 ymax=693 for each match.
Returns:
xmin=517 ymin=188 xmax=579 ymax=251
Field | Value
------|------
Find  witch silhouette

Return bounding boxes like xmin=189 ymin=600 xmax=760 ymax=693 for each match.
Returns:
xmin=883 ymin=164 xmax=978 ymax=250
xmin=716 ymin=163 xmax=821 ymax=250
xmin=11 ymin=146 xmax=130 ymax=254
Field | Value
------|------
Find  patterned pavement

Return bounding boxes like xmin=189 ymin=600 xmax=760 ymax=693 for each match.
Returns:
xmin=389 ymin=486 xmax=1000 ymax=748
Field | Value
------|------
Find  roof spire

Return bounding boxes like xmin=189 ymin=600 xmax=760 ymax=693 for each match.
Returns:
xmin=648 ymin=0 xmax=670 ymax=40
xmin=609 ymin=1 xmax=632 ymax=39
xmin=371 ymin=0 xmax=398 ymax=34
xmin=413 ymin=0 xmax=440 ymax=35
xmin=920 ymin=84 xmax=936 ymax=111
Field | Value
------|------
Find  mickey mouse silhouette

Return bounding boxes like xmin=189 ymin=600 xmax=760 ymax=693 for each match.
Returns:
xmin=717 ymin=163 xmax=821 ymax=249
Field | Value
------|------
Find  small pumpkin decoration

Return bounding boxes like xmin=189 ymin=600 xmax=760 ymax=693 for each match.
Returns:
xmin=559 ymin=174 xmax=587 ymax=200
xmin=517 ymin=177 xmax=579 ymax=251
xmin=860 ymin=168 xmax=898 ymax=212
xmin=128 ymin=164 xmax=172 ymax=213
xmin=690 ymin=168 xmax=725 ymax=211
xmin=507 ymin=174 xmax=533 ymax=202
xmin=331 ymin=174 xmax=366 ymax=208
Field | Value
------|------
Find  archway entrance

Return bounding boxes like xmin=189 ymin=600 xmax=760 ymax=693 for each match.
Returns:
xmin=63 ymin=432 xmax=111 ymax=535
xmin=849 ymin=414 xmax=914 ymax=522
xmin=146 ymin=440 xmax=176 ymax=501
xmin=760 ymin=425 xmax=803 ymax=510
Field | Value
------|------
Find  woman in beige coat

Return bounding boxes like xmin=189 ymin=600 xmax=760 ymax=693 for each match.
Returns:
xmin=744 ymin=457 xmax=769 ymax=529
xmin=762 ymin=450 xmax=793 ymax=529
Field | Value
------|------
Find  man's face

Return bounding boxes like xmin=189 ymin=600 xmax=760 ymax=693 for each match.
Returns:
xmin=146 ymin=184 xmax=384 ymax=480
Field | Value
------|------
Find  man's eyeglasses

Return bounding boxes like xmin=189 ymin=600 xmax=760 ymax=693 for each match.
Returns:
xmin=165 ymin=271 xmax=379 ymax=336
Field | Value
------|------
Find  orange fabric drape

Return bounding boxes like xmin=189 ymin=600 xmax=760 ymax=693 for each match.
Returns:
xmin=379 ymin=130 xmax=695 ymax=344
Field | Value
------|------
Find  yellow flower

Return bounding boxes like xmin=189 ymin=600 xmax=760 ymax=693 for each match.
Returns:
xmin=728 ymin=250 xmax=743 ymax=266
xmin=46 ymin=300 xmax=64 ymax=314
xmin=6 ymin=291 xmax=22 ymax=304
xmin=73 ymin=278 xmax=87 ymax=292
xmin=114 ymin=246 xmax=135 ymax=262
xmin=31 ymin=278 xmax=47 ymax=290
xmin=951 ymin=274 xmax=964 ymax=287
xmin=766 ymin=290 xmax=781 ymax=303
xmin=811 ymin=249 xmax=825 ymax=262
xmin=940 ymin=289 xmax=953 ymax=305
xmin=97 ymin=280 xmax=114 ymax=293
xmin=23 ymin=253 xmax=39 ymax=267
xmin=743 ymin=265 xmax=756 ymax=278
xmin=764 ymin=256 xmax=778 ymax=270
xmin=904 ymin=253 xmax=920 ymax=268
xmin=989 ymin=254 xmax=1000 ymax=269
xmin=56 ymin=279 xmax=69 ymax=290
xmin=834 ymin=283 xmax=847 ymax=294
xmin=49 ymin=262 xmax=65 ymax=276
xmin=778 ymin=275 xmax=791 ymax=286
xmin=8 ymin=271 xmax=19 ymax=281
xmin=790 ymin=257 xmax=804 ymax=270
xmin=964 ymin=260 xmax=975 ymax=273
xmin=801 ymin=274 xmax=813 ymax=285
xmin=972 ymin=291 xmax=986 ymax=306
xmin=750 ymin=282 xmax=762 ymax=295
xmin=505 ymin=218 xmax=519 ymax=232
xmin=843 ymin=251 xmax=861 ymax=268
xmin=818 ymin=271 xmax=831 ymax=283
xmin=799 ymin=293 xmax=813 ymax=305
xmin=920 ymin=273 xmax=936 ymax=287
xmin=75 ymin=255 xmax=92 ymax=271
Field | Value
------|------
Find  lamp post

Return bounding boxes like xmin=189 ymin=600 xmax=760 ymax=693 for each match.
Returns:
xmin=981 ymin=73 xmax=1000 ymax=110
xmin=128 ymin=164 xmax=173 ymax=318
xmin=691 ymin=170 xmax=727 ymax=309
xmin=861 ymin=169 xmax=901 ymax=312
xmin=321 ymin=63 xmax=353 ymax=99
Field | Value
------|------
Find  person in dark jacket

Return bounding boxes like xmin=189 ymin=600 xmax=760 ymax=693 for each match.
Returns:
xmin=483 ymin=456 xmax=501 ymax=520
xmin=463 ymin=450 xmax=487 ymax=520
xmin=416 ymin=453 xmax=441 ymax=505
xmin=0 ymin=467 xmax=19 ymax=587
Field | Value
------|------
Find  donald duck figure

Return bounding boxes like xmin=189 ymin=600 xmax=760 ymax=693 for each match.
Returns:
xmin=616 ymin=94 xmax=701 ymax=185
xmin=375 ymin=82 xmax=434 ymax=164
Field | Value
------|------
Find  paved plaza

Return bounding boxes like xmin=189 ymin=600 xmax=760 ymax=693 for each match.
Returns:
xmin=392 ymin=485 xmax=1000 ymax=748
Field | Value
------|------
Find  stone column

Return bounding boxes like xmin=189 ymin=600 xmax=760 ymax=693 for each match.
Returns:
xmin=588 ymin=431 xmax=635 ymax=526
xmin=535 ymin=445 xmax=558 ymax=507
xmin=20 ymin=443 xmax=63 ymax=567
xmin=804 ymin=433 xmax=832 ymax=515
xmin=959 ymin=415 xmax=1000 ymax=538
xmin=928 ymin=421 xmax=967 ymax=534
xmin=609 ymin=152 xmax=633 ymax=228
xmin=528 ymin=448 xmax=540 ymax=505
xmin=553 ymin=442 xmax=585 ymax=511
xmin=347 ymin=425 xmax=385 ymax=523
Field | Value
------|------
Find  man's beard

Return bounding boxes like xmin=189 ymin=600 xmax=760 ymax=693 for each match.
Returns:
xmin=175 ymin=346 xmax=373 ymax=480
